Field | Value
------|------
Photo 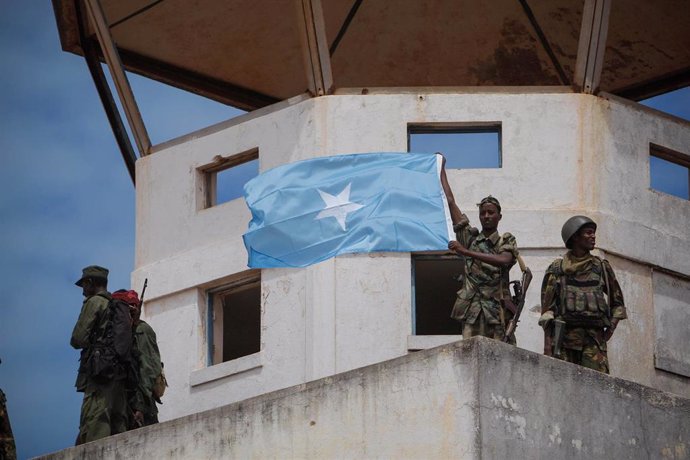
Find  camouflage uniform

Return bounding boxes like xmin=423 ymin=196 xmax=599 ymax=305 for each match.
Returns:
xmin=540 ymin=252 xmax=626 ymax=373
xmin=0 ymin=388 xmax=16 ymax=460
xmin=131 ymin=320 xmax=163 ymax=427
xmin=451 ymin=213 xmax=519 ymax=340
xmin=71 ymin=293 xmax=129 ymax=444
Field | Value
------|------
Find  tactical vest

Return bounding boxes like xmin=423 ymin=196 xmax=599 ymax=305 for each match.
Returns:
xmin=556 ymin=257 xmax=611 ymax=326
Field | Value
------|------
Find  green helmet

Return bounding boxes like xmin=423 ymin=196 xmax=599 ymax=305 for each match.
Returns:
xmin=561 ymin=215 xmax=596 ymax=248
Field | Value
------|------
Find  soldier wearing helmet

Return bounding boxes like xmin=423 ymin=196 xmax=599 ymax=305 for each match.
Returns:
xmin=538 ymin=216 xmax=627 ymax=373
xmin=439 ymin=156 xmax=521 ymax=342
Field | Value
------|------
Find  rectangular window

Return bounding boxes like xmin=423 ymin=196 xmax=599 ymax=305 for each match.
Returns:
xmin=199 ymin=148 xmax=259 ymax=208
xmin=408 ymin=124 xmax=502 ymax=168
xmin=650 ymin=144 xmax=690 ymax=200
xmin=412 ymin=255 xmax=463 ymax=335
xmin=207 ymin=272 xmax=261 ymax=365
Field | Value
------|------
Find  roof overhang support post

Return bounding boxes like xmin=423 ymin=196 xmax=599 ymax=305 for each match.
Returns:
xmin=573 ymin=0 xmax=611 ymax=94
xmin=298 ymin=0 xmax=334 ymax=96
xmin=83 ymin=0 xmax=152 ymax=156
xmin=75 ymin=1 xmax=137 ymax=184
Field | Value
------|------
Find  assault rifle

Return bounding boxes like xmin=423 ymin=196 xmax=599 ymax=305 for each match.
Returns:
xmin=140 ymin=278 xmax=148 ymax=307
xmin=503 ymin=265 xmax=532 ymax=342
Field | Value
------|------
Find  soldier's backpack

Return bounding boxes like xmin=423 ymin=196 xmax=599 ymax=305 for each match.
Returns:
xmin=152 ymin=363 xmax=168 ymax=401
xmin=86 ymin=294 xmax=133 ymax=380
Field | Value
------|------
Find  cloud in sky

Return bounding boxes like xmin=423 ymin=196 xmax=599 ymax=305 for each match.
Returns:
xmin=1 ymin=3 xmax=688 ymax=459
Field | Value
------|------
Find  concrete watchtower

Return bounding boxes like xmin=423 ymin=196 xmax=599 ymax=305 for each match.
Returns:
xmin=53 ymin=0 xmax=690 ymax=422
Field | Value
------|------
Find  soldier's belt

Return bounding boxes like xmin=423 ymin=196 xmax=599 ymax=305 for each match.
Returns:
xmin=561 ymin=317 xmax=606 ymax=328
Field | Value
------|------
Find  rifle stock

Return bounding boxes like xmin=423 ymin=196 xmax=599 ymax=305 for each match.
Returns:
xmin=503 ymin=267 xmax=533 ymax=342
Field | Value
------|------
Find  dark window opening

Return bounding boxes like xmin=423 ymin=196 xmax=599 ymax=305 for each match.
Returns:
xmin=408 ymin=124 xmax=502 ymax=169
xmin=209 ymin=275 xmax=261 ymax=364
xmin=412 ymin=255 xmax=463 ymax=335
xmin=650 ymin=144 xmax=690 ymax=200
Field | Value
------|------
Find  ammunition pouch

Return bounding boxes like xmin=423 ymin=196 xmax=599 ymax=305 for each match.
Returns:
xmin=152 ymin=367 xmax=168 ymax=401
xmin=85 ymin=345 xmax=124 ymax=382
xmin=560 ymin=277 xmax=608 ymax=323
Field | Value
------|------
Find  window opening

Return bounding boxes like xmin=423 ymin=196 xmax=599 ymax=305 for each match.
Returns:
xmin=201 ymin=148 xmax=258 ymax=208
xmin=650 ymin=144 xmax=690 ymax=200
xmin=412 ymin=255 xmax=463 ymax=335
xmin=207 ymin=273 xmax=261 ymax=365
xmin=408 ymin=124 xmax=501 ymax=169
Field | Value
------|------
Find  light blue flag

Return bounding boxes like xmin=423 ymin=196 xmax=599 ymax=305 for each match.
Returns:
xmin=243 ymin=153 xmax=453 ymax=268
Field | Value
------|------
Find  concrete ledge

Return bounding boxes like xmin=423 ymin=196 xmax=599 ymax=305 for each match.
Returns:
xmin=407 ymin=334 xmax=462 ymax=351
xmin=40 ymin=338 xmax=690 ymax=459
xmin=190 ymin=351 xmax=263 ymax=387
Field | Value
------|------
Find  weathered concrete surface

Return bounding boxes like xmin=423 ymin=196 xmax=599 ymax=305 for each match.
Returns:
xmin=131 ymin=92 xmax=689 ymax=422
xmin=40 ymin=338 xmax=690 ymax=460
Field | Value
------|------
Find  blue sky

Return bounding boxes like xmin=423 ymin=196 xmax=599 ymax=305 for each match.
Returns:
xmin=0 ymin=3 xmax=688 ymax=459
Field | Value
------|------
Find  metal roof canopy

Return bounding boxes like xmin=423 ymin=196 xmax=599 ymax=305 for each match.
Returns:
xmin=53 ymin=0 xmax=690 ymax=179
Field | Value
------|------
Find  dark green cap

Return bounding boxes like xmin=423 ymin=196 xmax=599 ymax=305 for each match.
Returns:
xmin=75 ymin=265 xmax=109 ymax=287
xmin=477 ymin=195 xmax=501 ymax=213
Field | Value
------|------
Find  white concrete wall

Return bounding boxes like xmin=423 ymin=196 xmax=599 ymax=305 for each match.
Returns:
xmin=41 ymin=338 xmax=690 ymax=460
xmin=133 ymin=91 xmax=690 ymax=421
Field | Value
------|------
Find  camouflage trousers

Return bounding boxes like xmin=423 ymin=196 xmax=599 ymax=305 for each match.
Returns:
xmin=462 ymin=312 xmax=506 ymax=341
xmin=557 ymin=330 xmax=609 ymax=374
xmin=461 ymin=311 xmax=512 ymax=343
xmin=77 ymin=379 xmax=128 ymax=445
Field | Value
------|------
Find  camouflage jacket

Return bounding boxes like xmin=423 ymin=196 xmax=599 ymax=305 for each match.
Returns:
xmin=541 ymin=253 xmax=626 ymax=350
xmin=70 ymin=292 xmax=111 ymax=391
xmin=451 ymin=213 xmax=519 ymax=325
xmin=131 ymin=320 xmax=163 ymax=418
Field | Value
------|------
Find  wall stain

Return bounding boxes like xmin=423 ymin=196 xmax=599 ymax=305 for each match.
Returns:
xmin=469 ymin=18 xmax=560 ymax=85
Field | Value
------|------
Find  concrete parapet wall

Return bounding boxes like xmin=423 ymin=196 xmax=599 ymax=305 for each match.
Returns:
xmin=40 ymin=338 xmax=690 ymax=460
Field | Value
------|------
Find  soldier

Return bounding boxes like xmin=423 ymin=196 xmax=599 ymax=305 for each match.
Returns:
xmin=111 ymin=289 xmax=164 ymax=428
xmin=0 ymin=360 xmax=17 ymax=460
xmin=71 ymin=265 xmax=130 ymax=444
xmin=539 ymin=216 xmax=626 ymax=373
xmin=440 ymin=159 xmax=520 ymax=342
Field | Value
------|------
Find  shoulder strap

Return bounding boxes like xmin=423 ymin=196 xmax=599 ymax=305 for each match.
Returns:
xmin=95 ymin=292 xmax=112 ymax=302
xmin=556 ymin=259 xmax=566 ymax=317
xmin=515 ymin=254 xmax=527 ymax=273
xmin=546 ymin=258 xmax=564 ymax=277
xmin=557 ymin=275 xmax=567 ymax=317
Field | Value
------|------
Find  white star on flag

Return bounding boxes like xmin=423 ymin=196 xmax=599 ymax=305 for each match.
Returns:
xmin=315 ymin=183 xmax=364 ymax=231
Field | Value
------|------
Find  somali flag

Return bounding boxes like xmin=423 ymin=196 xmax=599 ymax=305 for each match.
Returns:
xmin=242 ymin=153 xmax=454 ymax=268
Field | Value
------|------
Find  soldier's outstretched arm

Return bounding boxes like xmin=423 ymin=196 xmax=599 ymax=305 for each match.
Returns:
xmin=439 ymin=154 xmax=463 ymax=225
xmin=448 ymin=244 xmax=514 ymax=268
